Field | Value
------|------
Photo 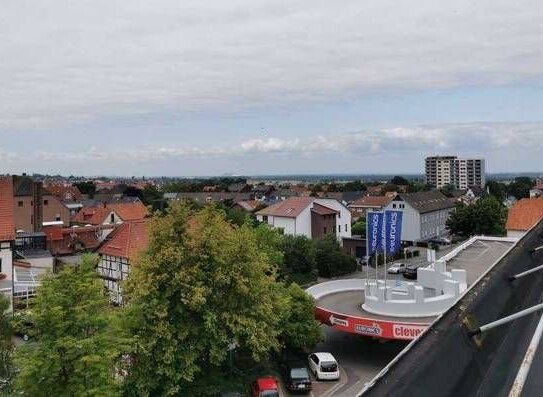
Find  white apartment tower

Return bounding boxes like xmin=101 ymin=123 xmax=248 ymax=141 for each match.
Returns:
xmin=425 ymin=156 xmax=485 ymax=189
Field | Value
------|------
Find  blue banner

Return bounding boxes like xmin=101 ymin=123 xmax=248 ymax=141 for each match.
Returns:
xmin=384 ymin=210 xmax=403 ymax=255
xmin=367 ymin=211 xmax=384 ymax=256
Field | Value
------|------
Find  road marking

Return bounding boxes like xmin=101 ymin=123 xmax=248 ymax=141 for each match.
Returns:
xmin=319 ymin=367 xmax=348 ymax=397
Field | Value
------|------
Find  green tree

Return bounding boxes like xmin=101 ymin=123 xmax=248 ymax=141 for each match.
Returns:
xmin=315 ymin=235 xmax=357 ymax=278
xmin=278 ymin=284 xmax=323 ymax=352
xmin=390 ymin=176 xmax=409 ymax=186
xmin=343 ymin=180 xmax=366 ymax=192
xmin=73 ymin=181 xmax=96 ymax=197
xmin=122 ymin=203 xmax=292 ymax=396
xmin=14 ymin=254 xmax=125 ymax=396
xmin=0 ymin=295 xmax=14 ymax=393
xmin=486 ymin=180 xmax=507 ymax=201
xmin=142 ymin=184 xmax=163 ymax=206
xmin=507 ymin=177 xmax=534 ymax=200
xmin=280 ymin=235 xmax=317 ymax=282
xmin=351 ymin=220 xmax=366 ymax=237
xmin=446 ymin=196 xmax=507 ymax=237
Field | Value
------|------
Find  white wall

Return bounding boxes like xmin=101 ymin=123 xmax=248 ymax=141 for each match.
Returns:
xmin=507 ymin=229 xmax=526 ymax=239
xmin=102 ymin=210 xmax=122 ymax=225
xmin=385 ymin=199 xmax=421 ymax=242
xmin=0 ymin=243 xmax=13 ymax=281
xmin=295 ymin=205 xmax=312 ymax=238
xmin=314 ymin=198 xmax=352 ymax=240
xmin=270 ymin=216 xmax=298 ymax=236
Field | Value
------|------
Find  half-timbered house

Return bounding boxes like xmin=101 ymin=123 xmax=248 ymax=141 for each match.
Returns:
xmin=97 ymin=220 xmax=148 ymax=304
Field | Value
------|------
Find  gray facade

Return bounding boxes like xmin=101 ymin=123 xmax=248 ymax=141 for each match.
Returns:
xmin=385 ymin=191 xmax=454 ymax=242
xmin=425 ymin=156 xmax=485 ymax=189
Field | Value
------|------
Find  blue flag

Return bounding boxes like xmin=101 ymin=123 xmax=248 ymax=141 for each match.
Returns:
xmin=366 ymin=211 xmax=384 ymax=256
xmin=384 ymin=210 xmax=403 ymax=255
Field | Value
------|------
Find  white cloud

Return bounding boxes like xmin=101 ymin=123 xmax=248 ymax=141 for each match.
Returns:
xmin=3 ymin=122 xmax=540 ymax=165
xmin=1 ymin=0 xmax=543 ymax=129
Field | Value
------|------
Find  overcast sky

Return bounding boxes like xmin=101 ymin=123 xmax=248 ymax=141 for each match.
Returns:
xmin=1 ymin=0 xmax=543 ymax=176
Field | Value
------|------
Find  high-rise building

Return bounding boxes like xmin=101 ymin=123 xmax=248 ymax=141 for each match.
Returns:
xmin=425 ymin=156 xmax=485 ymax=189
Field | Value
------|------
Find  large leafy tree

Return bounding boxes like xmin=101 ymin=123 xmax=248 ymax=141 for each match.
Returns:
xmin=390 ymin=176 xmax=409 ymax=186
xmin=315 ymin=235 xmax=357 ymax=278
xmin=122 ymin=203 xmax=294 ymax=396
xmin=14 ymin=255 xmax=126 ymax=397
xmin=447 ymin=196 xmax=507 ymax=237
xmin=507 ymin=177 xmax=534 ymax=200
xmin=278 ymin=284 xmax=323 ymax=352
xmin=281 ymin=235 xmax=317 ymax=278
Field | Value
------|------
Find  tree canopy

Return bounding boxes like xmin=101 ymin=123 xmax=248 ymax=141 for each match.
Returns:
xmin=14 ymin=254 xmax=126 ymax=397
xmin=122 ymin=203 xmax=320 ymax=396
xmin=446 ymin=196 xmax=507 ymax=237
xmin=390 ymin=176 xmax=409 ymax=186
xmin=507 ymin=177 xmax=534 ymax=200
xmin=315 ymin=235 xmax=357 ymax=278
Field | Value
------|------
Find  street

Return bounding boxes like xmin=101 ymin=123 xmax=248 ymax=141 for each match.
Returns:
xmin=281 ymin=326 xmax=408 ymax=397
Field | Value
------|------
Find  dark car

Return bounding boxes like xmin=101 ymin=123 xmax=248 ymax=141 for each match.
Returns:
xmin=280 ymin=360 xmax=312 ymax=393
xmin=403 ymin=263 xmax=425 ymax=280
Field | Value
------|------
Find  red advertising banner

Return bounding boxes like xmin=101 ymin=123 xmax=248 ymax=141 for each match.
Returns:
xmin=315 ymin=307 xmax=429 ymax=340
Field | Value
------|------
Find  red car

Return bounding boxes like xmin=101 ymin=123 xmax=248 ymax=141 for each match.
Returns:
xmin=251 ymin=377 xmax=280 ymax=397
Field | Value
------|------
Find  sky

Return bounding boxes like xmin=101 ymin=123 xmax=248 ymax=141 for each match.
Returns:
xmin=1 ymin=0 xmax=543 ymax=176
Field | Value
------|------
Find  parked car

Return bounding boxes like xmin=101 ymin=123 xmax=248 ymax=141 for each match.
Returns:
xmin=11 ymin=311 xmax=34 ymax=341
xmin=429 ymin=236 xmax=451 ymax=245
xmin=387 ymin=262 xmax=406 ymax=274
xmin=251 ymin=377 xmax=280 ymax=397
xmin=403 ymin=263 xmax=426 ymax=280
xmin=279 ymin=360 xmax=312 ymax=392
xmin=308 ymin=352 xmax=340 ymax=381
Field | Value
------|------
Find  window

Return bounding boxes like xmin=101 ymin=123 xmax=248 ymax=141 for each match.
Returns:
xmin=55 ymin=214 xmax=61 ymax=221
xmin=345 ymin=224 xmax=348 ymax=232
xmin=262 ymin=215 xmax=268 ymax=222
xmin=110 ymin=213 xmax=115 ymax=223
xmin=18 ymin=201 xmax=23 ymax=207
xmin=338 ymin=212 xmax=341 ymax=218
xmin=44 ymin=199 xmax=48 ymax=205
xmin=393 ymin=203 xmax=396 ymax=209
xmin=338 ymin=225 xmax=341 ymax=232
xmin=324 ymin=227 xmax=327 ymax=234
xmin=0 ymin=258 xmax=2 ymax=273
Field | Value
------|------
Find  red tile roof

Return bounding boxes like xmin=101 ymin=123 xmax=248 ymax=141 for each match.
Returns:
xmin=107 ymin=202 xmax=149 ymax=221
xmin=98 ymin=220 xmax=149 ymax=261
xmin=350 ymin=195 xmax=392 ymax=208
xmin=0 ymin=177 xmax=15 ymax=241
xmin=311 ymin=202 xmax=338 ymax=216
xmin=72 ymin=206 xmax=113 ymax=225
xmin=45 ymin=184 xmax=83 ymax=202
xmin=235 ymin=200 xmax=261 ymax=212
xmin=44 ymin=224 xmax=115 ymax=256
xmin=506 ymin=197 xmax=543 ymax=232
xmin=256 ymin=197 xmax=314 ymax=218
xmin=72 ymin=202 xmax=148 ymax=225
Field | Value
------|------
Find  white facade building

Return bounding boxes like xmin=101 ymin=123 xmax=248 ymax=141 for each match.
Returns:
xmin=256 ymin=197 xmax=352 ymax=241
xmin=384 ymin=191 xmax=455 ymax=242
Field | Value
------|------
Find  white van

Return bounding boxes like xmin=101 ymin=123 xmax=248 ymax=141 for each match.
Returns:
xmin=308 ymin=352 xmax=340 ymax=381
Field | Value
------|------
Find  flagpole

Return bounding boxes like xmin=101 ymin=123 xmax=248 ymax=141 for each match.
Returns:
xmin=383 ymin=211 xmax=387 ymax=300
